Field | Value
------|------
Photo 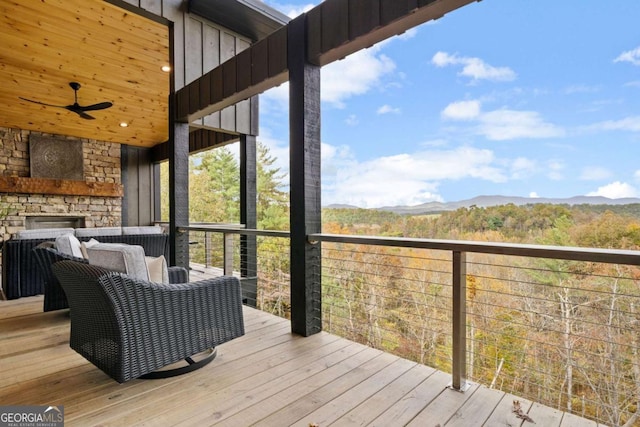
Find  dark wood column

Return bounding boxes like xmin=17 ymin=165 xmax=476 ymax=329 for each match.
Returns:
xmin=169 ymin=121 xmax=190 ymax=269
xmin=240 ymin=133 xmax=258 ymax=307
xmin=288 ymin=14 xmax=322 ymax=336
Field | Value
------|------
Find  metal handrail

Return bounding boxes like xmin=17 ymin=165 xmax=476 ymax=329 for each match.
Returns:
xmin=310 ymin=233 xmax=640 ymax=265
xmin=177 ymin=225 xmax=640 ymax=393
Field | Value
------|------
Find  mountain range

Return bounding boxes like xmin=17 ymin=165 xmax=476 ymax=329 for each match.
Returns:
xmin=326 ymin=195 xmax=640 ymax=215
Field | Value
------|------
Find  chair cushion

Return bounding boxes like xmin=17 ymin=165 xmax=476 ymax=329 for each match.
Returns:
xmin=80 ymin=238 xmax=101 ymax=259
xmin=75 ymin=227 xmax=122 ymax=237
xmin=16 ymin=228 xmax=75 ymax=240
xmin=145 ymin=255 xmax=169 ymax=283
xmin=85 ymin=243 xmax=149 ymax=281
xmin=55 ymin=233 xmax=84 ymax=258
xmin=122 ymin=226 xmax=164 ymax=235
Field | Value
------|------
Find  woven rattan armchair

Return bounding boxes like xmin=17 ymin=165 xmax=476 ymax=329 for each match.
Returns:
xmin=33 ymin=244 xmax=87 ymax=312
xmin=52 ymin=260 xmax=245 ymax=383
xmin=33 ymin=246 xmax=188 ymax=312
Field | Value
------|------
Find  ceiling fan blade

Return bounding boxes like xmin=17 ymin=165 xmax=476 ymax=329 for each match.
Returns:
xmin=79 ymin=101 xmax=113 ymax=111
xmin=19 ymin=97 xmax=65 ymax=108
xmin=69 ymin=109 xmax=95 ymax=120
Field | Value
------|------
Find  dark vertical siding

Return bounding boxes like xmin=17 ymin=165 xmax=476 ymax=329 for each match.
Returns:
xmin=121 ymin=146 xmax=154 ymax=226
xmin=119 ymin=0 xmax=256 ymax=136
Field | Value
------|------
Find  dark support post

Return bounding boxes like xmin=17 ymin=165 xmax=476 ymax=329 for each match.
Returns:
xmin=289 ymin=15 xmax=322 ymax=336
xmin=152 ymin=163 xmax=161 ymax=223
xmin=169 ymin=119 xmax=190 ymax=268
xmin=451 ymin=250 xmax=470 ymax=391
xmin=167 ymin=21 xmax=189 ymax=270
xmin=240 ymin=134 xmax=258 ymax=307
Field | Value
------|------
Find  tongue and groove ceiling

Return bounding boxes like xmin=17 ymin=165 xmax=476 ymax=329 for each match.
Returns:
xmin=0 ymin=0 xmax=170 ymax=147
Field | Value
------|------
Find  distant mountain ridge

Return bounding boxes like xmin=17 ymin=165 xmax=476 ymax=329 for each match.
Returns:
xmin=325 ymin=195 xmax=640 ymax=215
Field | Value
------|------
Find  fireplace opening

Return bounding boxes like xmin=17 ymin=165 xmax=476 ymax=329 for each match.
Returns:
xmin=25 ymin=216 xmax=85 ymax=230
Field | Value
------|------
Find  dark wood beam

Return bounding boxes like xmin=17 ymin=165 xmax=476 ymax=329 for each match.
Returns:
xmin=288 ymin=15 xmax=322 ymax=337
xmin=150 ymin=128 xmax=239 ymax=162
xmin=175 ymin=0 xmax=477 ymax=122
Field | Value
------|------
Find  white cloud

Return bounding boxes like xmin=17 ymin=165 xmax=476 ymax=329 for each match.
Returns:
xmin=587 ymin=181 xmax=639 ymax=199
xmin=441 ymin=100 xmax=481 ymax=120
xmin=323 ymin=146 xmax=509 ymax=207
xmin=579 ymin=166 xmax=612 ymax=181
xmin=431 ymin=51 xmax=516 ymax=82
xmin=588 ymin=116 xmax=640 ymax=132
xmin=262 ymin=45 xmax=396 ymax=110
xmin=442 ymin=100 xmax=565 ymax=141
xmin=345 ymin=114 xmax=359 ymax=126
xmin=397 ymin=28 xmax=418 ymax=41
xmin=510 ymin=157 xmax=536 ymax=179
xmin=377 ymin=105 xmax=401 ymax=115
xmin=547 ymin=160 xmax=565 ymax=181
xmin=266 ymin=2 xmax=315 ymax=18
xmin=614 ymin=46 xmax=640 ymax=66
xmin=564 ymin=84 xmax=601 ymax=94
xmin=529 ymin=192 xmax=540 ymax=198
xmin=322 ymin=48 xmax=396 ymax=108
xmin=479 ymin=110 xmax=565 ymax=140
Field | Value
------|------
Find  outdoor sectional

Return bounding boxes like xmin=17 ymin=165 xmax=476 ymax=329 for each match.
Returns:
xmin=2 ymin=226 xmax=169 ymax=300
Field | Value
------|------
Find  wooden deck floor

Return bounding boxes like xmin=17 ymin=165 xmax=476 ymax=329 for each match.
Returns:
xmin=0 ymin=296 xmax=598 ymax=427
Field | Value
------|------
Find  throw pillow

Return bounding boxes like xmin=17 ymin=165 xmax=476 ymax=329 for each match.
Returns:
xmin=145 ymin=255 xmax=169 ymax=283
xmin=55 ymin=233 xmax=84 ymax=258
xmin=80 ymin=238 xmax=100 ymax=259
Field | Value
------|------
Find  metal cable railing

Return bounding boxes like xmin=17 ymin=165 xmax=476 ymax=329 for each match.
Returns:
xmin=178 ymin=225 xmax=640 ymax=426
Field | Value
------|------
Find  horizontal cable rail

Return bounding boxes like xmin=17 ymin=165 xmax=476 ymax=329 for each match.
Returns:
xmin=310 ymin=233 xmax=640 ymax=265
xmin=180 ymin=225 xmax=291 ymax=314
xmin=179 ymin=226 xmax=640 ymax=426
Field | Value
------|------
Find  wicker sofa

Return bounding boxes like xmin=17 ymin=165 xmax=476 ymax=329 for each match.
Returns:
xmin=2 ymin=226 xmax=169 ymax=300
xmin=52 ymin=260 xmax=245 ymax=383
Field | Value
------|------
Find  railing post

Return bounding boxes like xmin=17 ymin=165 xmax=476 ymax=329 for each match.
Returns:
xmin=204 ymin=232 xmax=211 ymax=268
xmin=223 ymin=232 xmax=233 ymax=276
xmin=451 ymin=250 xmax=470 ymax=391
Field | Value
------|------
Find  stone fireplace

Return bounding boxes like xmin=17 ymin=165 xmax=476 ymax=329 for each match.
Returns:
xmin=0 ymin=126 xmax=123 ymax=241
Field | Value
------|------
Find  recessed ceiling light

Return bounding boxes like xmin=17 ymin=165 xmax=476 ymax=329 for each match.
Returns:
xmin=161 ymin=65 xmax=171 ymax=72
xmin=119 ymin=122 xmax=129 ymax=127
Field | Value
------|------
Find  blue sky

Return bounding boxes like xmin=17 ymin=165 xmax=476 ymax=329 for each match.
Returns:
xmin=258 ymin=1 xmax=640 ymax=208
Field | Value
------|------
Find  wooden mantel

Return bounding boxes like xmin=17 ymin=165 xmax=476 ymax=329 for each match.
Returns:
xmin=0 ymin=177 xmax=123 ymax=197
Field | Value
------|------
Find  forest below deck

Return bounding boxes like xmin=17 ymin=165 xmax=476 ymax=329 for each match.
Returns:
xmin=288 ymin=203 xmax=640 ymax=426
xmin=173 ymin=147 xmax=640 ymax=426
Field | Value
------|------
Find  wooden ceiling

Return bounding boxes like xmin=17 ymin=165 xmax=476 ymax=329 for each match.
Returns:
xmin=0 ymin=0 xmax=170 ymax=147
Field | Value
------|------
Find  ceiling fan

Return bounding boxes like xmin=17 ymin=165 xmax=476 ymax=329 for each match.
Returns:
xmin=20 ymin=82 xmax=113 ymax=120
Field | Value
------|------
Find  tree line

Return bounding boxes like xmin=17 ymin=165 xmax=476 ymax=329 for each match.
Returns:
xmin=166 ymin=144 xmax=640 ymax=426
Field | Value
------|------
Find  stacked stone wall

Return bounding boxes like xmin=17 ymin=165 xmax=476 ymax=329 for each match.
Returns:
xmin=0 ymin=127 xmax=122 ymax=241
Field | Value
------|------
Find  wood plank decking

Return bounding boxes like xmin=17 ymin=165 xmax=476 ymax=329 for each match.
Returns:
xmin=0 ymin=296 xmax=598 ymax=427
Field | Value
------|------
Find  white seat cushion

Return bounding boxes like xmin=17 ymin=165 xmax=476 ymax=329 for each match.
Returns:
xmin=121 ymin=226 xmax=164 ymax=235
xmin=16 ymin=228 xmax=75 ymax=240
xmin=86 ymin=243 xmax=149 ymax=281
xmin=55 ymin=233 xmax=84 ymax=258
xmin=75 ymin=227 xmax=122 ymax=237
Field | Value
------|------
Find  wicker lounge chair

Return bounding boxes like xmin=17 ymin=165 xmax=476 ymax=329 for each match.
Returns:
xmin=33 ymin=245 xmax=188 ymax=312
xmin=52 ymin=260 xmax=245 ymax=383
xmin=33 ymin=244 xmax=87 ymax=312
